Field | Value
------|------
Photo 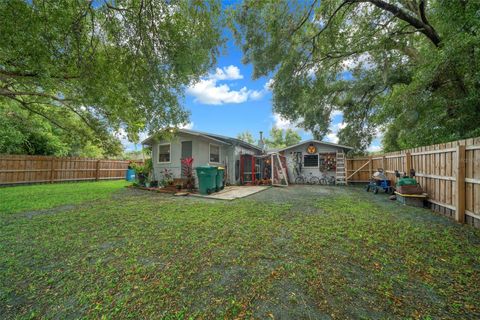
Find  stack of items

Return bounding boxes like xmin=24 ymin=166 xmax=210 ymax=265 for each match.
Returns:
xmin=394 ymin=174 xmax=426 ymax=207
xmin=396 ymin=177 xmax=423 ymax=194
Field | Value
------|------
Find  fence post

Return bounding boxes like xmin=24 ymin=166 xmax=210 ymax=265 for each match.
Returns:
xmin=345 ymin=157 xmax=348 ymax=185
xmin=368 ymin=156 xmax=372 ymax=178
xmin=50 ymin=157 xmax=55 ymax=183
xmin=95 ymin=160 xmax=101 ymax=181
xmin=405 ymin=152 xmax=412 ymax=176
xmin=455 ymin=145 xmax=466 ymax=223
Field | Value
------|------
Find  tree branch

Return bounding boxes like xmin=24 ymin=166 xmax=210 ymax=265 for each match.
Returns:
xmin=0 ymin=70 xmax=78 ymax=80
xmin=365 ymin=0 xmax=441 ymax=46
xmin=4 ymin=96 xmax=68 ymax=131
xmin=290 ymin=0 xmax=318 ymax=36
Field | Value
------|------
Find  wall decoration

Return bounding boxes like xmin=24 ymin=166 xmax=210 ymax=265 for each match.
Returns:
xmin=307 ymin=144 xmax=317 ymax=154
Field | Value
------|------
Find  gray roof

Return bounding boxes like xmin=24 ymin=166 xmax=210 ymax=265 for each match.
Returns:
xmin=142 ymin=128 xmax=263 ymax=152
xmin=277 ymin=139 xmax=353 ymax=152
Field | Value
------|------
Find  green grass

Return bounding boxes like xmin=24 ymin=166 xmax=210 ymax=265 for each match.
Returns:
xmin=0 ymin=180 xmax=128 ymax=214
xmin=0 ymin=184 xmax=479 ymax=319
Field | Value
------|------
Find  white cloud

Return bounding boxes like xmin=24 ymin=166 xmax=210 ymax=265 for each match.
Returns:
xmin=325 ymin=118 xmax=347 ymax=144
xmin=264 ymin=78 xmax=274 ymax=91
xmin=187 ymin=65 xmax=265 ymax=105
xmin=211 ymin=65 xmax=243 ymax=81
xmin=187 ymin=79 xmax=258 ymax=104
xmin=368 ymin=145 xmax=382 ymax=152
xmin=325 ymin=132 xmax=339 ymax=144
xmin=272 ymin=113 xmax=303 ymax=131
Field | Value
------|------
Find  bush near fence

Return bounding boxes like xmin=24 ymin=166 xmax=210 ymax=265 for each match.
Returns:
xmin=0 ymin=155 xmax=142 ymax=186
xmin=346 ymin=137 xmax=480 ymax=227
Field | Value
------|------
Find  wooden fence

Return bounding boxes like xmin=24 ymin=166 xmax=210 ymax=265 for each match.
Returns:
xmin=346 ymin=137 xmax=480 ymax=227
xmin=0 ymin=155 xmax=141 ymax=186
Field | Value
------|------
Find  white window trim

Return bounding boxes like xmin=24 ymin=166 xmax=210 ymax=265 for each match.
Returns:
xmin=303 ymin=153 xmax=319 ymax=168
xmin=158 ymin=143 xmax=171 ymax=164
xmin=209 ymin=143 xmax=221 ymax=165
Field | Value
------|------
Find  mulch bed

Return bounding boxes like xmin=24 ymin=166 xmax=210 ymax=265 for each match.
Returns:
xmin=127 ymin=185 xmax=197 ymax=194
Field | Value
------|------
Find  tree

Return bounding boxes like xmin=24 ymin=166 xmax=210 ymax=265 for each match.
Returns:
xmin=231 ymin=1 xmax=480 ymax=152
xmin=265 ymin=127 xmax=301 ymax=149
xmin=285 ymin=129 xmax=302 ymax=147
xmin=0 ymin=101 xmax=122 ymax=156
xmin=236 ymin=131 xmax=255 ymax=144
xmin=0 ymin=0 xmax=222 ymax=153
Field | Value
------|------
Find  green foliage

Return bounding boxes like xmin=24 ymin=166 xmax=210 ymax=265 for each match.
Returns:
xmin=236 ymin=131 xmax=255 ymax=144
xmin=129 ymin=158 xmax=152 ymax=177
xmin=231 ymin=1 xmax=480 ymax=152
xmin=0 ymin=0 xmax=222 ymax=152
xmin=0 ymin=102 xmax=122 ymax=156
xmin=1 ymin=185 xmax=479 ymax=318
xmin=265 ymin=127 xmax=301 ymax=149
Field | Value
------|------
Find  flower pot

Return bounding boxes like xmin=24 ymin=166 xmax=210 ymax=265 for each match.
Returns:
xmin=137 ymin=173 xmax=147 ymax=186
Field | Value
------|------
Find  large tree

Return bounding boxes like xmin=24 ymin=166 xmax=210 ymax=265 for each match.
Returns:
xmin=265 ymin=127 xmax=301 ymax=149
xmin=230 ymin=0 xmax=480 ymax=152
xmin=0 ymin=0 xmax=222 ymax=154
xmin=236 ymin=131 xmax=255 ymax=144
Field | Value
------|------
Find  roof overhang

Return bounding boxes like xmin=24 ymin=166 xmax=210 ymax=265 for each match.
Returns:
xmin=141 ymin=129 xmax=231 ymax=146
xmin=278 ymin=139 xmax=354 ymax=152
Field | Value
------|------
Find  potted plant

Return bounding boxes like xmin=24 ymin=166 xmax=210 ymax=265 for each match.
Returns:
xmin=130 ymin=162 xmax=146 ymax=186
xmin=161 ymin=168 xmax=174 ymax=186
xmin=181 ymin=157 xmax=195 ymax=191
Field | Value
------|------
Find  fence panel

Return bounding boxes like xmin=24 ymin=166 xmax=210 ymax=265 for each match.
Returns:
xmin=347 ymin=137 xmax=480 ymax=227
xmin=0 ymin=154 xmax=139 ymax=185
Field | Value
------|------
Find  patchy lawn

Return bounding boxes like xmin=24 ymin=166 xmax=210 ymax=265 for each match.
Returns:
xmin=0 ymin=180 xmax=128 ymax=214
xmin=0 ymin=184 xmax=479 ymax=319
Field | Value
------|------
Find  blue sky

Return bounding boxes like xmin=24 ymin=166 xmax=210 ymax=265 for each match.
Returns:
xmin=123 ymin=5 xmax=382 ymax=152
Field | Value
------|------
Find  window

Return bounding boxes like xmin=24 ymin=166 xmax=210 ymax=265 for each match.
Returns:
xmin=210 ymin=144 xmax=220 ymax=163
xmin=158 ymin=143 xmax=171 ymax=163
xmin=303 ymin=154 xmax=319 ymax=167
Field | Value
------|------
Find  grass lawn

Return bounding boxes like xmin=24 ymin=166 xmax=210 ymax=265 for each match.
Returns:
xmin=0 ymin=180 xmax=129 ymax=214
xmin=1 ymin=183 xmax=479 ymax=319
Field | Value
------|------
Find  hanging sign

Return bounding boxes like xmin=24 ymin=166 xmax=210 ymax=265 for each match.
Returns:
xmin=306 ymin=143 xmax=317 ymax=154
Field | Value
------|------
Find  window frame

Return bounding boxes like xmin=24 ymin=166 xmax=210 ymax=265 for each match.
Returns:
xmin=158 ymin=143 xmax=171 ymax=164
xmin=209 ymin=143 xmax=221 ymax=164
xmin=303 ymin=153 xmax=319 ymax=168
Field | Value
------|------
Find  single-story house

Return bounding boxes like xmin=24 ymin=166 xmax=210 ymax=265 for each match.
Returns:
xmin=277 ymin=140 xmax=353 ymax=183
xmin=142 ymin=129 xmax=263 ymax=186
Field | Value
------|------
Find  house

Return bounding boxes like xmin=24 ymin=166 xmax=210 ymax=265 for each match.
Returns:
xmin=277 ymin=140 xmax=353 ymax=184
xmin=141 ymin=129 xmax=263 ymax=185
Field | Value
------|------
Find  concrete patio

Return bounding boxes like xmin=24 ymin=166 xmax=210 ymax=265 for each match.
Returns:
xmin=189 ymin=185 xmax=270 ymax=200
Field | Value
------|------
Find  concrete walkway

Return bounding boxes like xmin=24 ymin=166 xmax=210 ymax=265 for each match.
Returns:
xmin=190 ymin=185 xmax=270 ymax=200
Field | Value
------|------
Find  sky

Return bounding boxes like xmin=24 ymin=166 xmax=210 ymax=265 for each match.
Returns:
xmin=122 ymin=3 xmax=382 ymax=153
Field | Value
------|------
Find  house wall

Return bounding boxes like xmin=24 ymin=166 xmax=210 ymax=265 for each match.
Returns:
xmin=151 ymin=134 xmax=232 ymax=185
xmin=280 ymin=142 xmax=348 ymax=182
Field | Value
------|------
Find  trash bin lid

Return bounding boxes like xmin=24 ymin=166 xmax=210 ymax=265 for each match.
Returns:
xmin=195 ymin=166 xmax=218 ymax=171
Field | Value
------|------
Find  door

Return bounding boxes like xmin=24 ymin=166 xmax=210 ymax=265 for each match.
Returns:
xmin=181 ymin=141 xmax=192 ymax=178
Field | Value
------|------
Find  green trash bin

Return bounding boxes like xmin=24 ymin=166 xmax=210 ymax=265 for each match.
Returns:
xmin=195 ymin=166 xmax=218 ymax=195
xmin=216 ymin=167 xmax=225 ymax=191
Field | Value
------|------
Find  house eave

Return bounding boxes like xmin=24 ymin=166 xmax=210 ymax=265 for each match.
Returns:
xmin=278 ymin=139 xmax=354 ymax=152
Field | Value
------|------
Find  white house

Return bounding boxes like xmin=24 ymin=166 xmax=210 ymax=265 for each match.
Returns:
xmin=142 ymin=129 xmax=263 ymax=185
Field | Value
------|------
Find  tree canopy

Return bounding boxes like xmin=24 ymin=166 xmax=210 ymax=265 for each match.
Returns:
xmin=230 ymin=0 xmax=480 ymax=152
xmin=236 ymin=131 xmax=255 ymax=144
xmin=0 ymin=0 xmax=222 ymax=155
xmin=264 ymin=127 xmax=301 ymax=149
